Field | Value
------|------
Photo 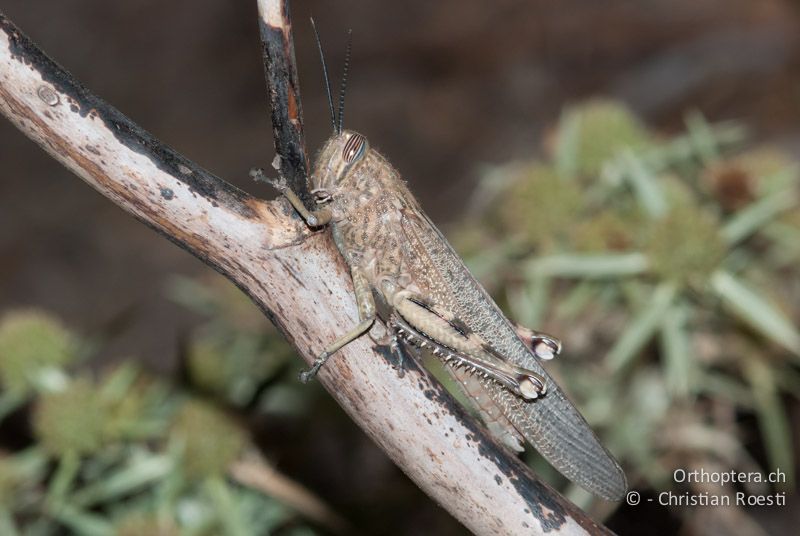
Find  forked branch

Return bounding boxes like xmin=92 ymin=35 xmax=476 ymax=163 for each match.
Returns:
xmin=0 ymin=4 xmax=611 ymax=535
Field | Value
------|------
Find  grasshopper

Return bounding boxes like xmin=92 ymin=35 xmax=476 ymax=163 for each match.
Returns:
xmin=258 ymin=28 xmax=626 ymax=501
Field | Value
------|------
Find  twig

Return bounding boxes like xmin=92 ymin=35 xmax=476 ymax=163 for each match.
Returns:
xmin=0 ymin=8 xmax=612 ymax=535
xmin=256 ymin=0 xmax=310 ymax=199
xmin=230 ymin=452 xmax=350 ymax=534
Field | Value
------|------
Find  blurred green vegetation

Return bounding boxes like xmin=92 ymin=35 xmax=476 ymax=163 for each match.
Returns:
xmin=0 ymin=291 xmax=339 ymax=535
xmin=0 ymin=99 xmax=798 ymax=534
xmin=458 ymin=99 xmax=800 ymax=523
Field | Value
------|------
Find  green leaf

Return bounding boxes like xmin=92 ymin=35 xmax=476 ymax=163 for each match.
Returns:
xmin=155 ymin=451 xmax=185 ymax=520
xmin=643 ymin=121 xmax=747 ymax=169
xmin=48 ymin=504 xmax=114 ymax=536
xmin=744 ymin=358 xmax=794 ymax=489
xmin=710 ymin=271 xmax=800 ymax=356
xmin=24 ymin=518 xmax=55 ymax=536
xmin=205 ymin=476 xmax=248 ymax=536
xmin=527 ymin=252 xmax=649 ymax=279
xmin=0 ymin=506 xmax=20 ymax=536
xmin=619 ymin=150 xmax=668 ymax=218
xmin=555 ymin=281 xmax=603 ymax=320
xmin=685 ymin=111 xmax=720 ymax=164
xmin=72 ymin=454 xmax=172 ymax=507
xmin=47 ymin=451 xmax=80 ymax=504
xmin=698 ymin=372 xmax=755 ymax=408
xmin=722 ymin=189 xmax=798 ymax=245
xmin=0 ymin=391 xmax=25 ymax=422
xmin=762 ymin=222 xmax=800 ymax=268
xmin=176 ymin=496 xmax=215 ymax=533
xmin=660 ymin=304 xmax=694 ymax=398
xmin=12 ymin=447 xmax=49 ymax=481
xmin=773 ymin=365 xmax=800 ymax=397
xmin=237 ymin=490 xmax=290 ymax=534
xmin=607 ymin=282 xmax=678 ymax=371
xmin=97 ymin=362 xmax=140 ymax=401
xmin=508 ymin=272 xmax=551 ymax=327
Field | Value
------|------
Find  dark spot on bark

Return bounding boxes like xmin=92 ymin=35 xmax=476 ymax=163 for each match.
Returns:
xmin=276 ymin=258 xmax=306 ymax=289
xmin=474 ymin=436 xmax=570 ymax=531
xmin=85 ymin=145 xmax=101 ymax=155
xmin=495 ymin=475 xmax=502 ymax=485
xmin=349 ymin=383 xmax=367 ymax=405
xmin=160 ymin=187 xmax=174 ymax=200
xmin=69 ymin=104 xmax=78 ymax=113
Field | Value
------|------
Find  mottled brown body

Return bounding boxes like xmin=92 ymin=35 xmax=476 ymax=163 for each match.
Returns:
xmin=271 ymin=130 xmax=626 ymax=501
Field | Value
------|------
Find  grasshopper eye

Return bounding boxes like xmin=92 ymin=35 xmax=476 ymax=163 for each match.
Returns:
xmin=342 ymin=133 xmax=367 ymax=163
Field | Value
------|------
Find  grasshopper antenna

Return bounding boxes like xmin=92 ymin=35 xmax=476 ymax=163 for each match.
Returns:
xmin=337 ymin=29 xmax=353 ymax=134
xmin=310 ymin=17 xmax=337 ymax=132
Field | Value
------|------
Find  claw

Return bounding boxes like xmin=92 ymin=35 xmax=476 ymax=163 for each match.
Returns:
xmin=299 ymin=352 xmax=329 ymax=383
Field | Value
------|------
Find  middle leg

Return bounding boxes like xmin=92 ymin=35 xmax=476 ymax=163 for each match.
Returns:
xmin=299 ymin=267 xmax=376 ymax=383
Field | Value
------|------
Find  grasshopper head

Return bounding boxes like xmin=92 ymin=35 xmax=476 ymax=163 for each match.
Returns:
xmin=310 ymin=130 xmax=370 ymax=205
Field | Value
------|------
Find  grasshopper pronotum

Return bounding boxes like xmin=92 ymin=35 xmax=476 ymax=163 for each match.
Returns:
xmin=257 ymin=27 xmax=627 ymax=501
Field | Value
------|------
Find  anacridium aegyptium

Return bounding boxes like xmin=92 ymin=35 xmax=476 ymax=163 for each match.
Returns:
xmin=258 ymin=30 xmax=626 ymax=501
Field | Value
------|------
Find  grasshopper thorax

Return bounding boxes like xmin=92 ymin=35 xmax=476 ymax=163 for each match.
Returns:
xmin=310 ymin=130 xmax=370 ymax=205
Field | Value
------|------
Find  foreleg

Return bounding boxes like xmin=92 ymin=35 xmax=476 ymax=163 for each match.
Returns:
xmin=250 ymin=168 xmax=332 ymax=227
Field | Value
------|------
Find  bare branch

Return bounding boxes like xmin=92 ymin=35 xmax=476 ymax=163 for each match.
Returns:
xmin=0 ymin=9 xmax=612 ymax=535
xmin=230 ymin=452 xmax=350 ymax=534
xmin=256 ymin=0 xmax=310 ymax=199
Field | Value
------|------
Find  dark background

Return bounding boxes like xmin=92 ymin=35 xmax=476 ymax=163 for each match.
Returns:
xmin=2 ymin=1 xmax=800 ymax=533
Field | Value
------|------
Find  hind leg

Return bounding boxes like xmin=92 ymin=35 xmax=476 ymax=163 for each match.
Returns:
xmin=511 ymin=323 xmax=562 ymax=360
xmin=389 ymin=290 xmax=547 ymax=400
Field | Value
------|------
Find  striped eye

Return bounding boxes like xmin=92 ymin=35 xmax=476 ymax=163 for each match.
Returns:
xmin=342 ymin=133 xmax=367 ymax=164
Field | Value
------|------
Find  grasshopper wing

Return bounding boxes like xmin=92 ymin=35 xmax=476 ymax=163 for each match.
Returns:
xmin=398 ymin=207 xmax=627 ymax=501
